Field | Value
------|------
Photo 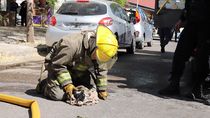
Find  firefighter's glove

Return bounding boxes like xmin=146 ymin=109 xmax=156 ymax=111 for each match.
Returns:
xmin=64 ymin=84 xmax=76 ymax=99
xmin=98 ymin=91 xmax=108 ymax=100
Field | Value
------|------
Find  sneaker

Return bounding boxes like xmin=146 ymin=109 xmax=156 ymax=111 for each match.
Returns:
xmin=158 ymin=84 xmax=180 ymax=95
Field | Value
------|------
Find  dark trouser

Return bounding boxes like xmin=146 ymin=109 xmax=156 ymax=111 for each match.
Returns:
xmin=170 ymin=22 xmax=198 ymax=84
xmin=158 ymin=27 xmax=173 ymax=48
xmin=193 ymin=39 xmax=209 ymax=92
xmin=39 ymin=70 xmax=93 ymax=101
xmin=21 ymin=15 xmax=26 ymax=26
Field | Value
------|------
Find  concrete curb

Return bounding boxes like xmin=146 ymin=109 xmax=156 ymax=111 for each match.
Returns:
xmin=0 ymin=59 xmax=44 ymax=71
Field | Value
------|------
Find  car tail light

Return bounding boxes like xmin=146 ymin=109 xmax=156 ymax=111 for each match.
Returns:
xmin=134 ymin=31 xmax=139 ymax=37
xmin=99 ymin=17 xmax=113 ymax=26
xmin=50 ymin=16 xmax=57 ymax=26
xmin=76 ymin=0 xmax=89 ymax=2
xmin=135 ymin=10 xmax=141 ymax=23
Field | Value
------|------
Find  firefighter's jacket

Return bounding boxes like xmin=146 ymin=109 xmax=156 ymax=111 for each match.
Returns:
xmin=44 ymin=32 xmax=116 ymax=91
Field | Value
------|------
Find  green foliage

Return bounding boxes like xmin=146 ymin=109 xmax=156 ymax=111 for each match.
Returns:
xmin=46 ymin=0 xmax=57 ymax=7
xmin=114 ymin=0 xmax=127 ymax=7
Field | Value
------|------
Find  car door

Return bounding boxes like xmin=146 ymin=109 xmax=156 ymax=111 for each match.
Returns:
xmin=140 ymin=9 xmax=150 ymax=42
xmin=144 ymin=14 xmax=153 ymax=42
xmin=138 ymin=7 xmax=146 ymax=38
xmin=110 ymin=3 xmax=127 ymax=46
xmin=118 ymin=6 xmax=133 ymax=45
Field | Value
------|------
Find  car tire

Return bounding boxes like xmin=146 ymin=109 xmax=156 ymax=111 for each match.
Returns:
xmin=126 ymin=38 xmax=136 ymax=54
xmin=136 ymin=42 xmax=144 ymax=49
xmin=147 ymin=42 xmax=152 ymax=47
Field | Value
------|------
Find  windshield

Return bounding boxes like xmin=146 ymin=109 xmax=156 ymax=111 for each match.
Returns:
xmin=57 ymin=2 xmax=107 ymax=15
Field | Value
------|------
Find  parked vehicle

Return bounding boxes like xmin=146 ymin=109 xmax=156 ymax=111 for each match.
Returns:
xmin=46 ymin=0 xmax=135 ymax=54
xmin=125 ymin=7 xmax=154 ymax=49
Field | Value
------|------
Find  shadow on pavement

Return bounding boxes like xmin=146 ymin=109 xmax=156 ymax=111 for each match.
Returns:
xmin=25 ymin=89 xmax=46 ymax=99
xmin=108 ymin=49 xmax=194 ymax=101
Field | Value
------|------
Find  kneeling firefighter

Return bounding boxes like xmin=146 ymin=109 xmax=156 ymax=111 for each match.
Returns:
xmin=36 ymin=25 xmax=118 ymax=101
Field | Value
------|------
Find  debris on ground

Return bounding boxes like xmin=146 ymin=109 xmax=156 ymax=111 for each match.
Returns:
xmin=66 ymin=85 xmax=99 ymax=106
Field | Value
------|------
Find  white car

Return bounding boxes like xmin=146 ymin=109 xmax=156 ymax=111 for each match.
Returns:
xmin=46 ymin=0 xmax=135 ymax=54
xmin=126 ymin=7 xmax=154 ymax=49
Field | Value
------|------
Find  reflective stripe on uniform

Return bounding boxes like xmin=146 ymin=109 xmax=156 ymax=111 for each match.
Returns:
xmin=57 ymin=71 xmax=71 ymax=85
xmin=75 ymin=64 xmax=88 ymax=71
xmin=96 ymin=78 xmax=107 ymax=87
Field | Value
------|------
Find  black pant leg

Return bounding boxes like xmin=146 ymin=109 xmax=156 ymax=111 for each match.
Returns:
xmin=170 ymin=24 xmax=197 ymax=82
xmin=164 ymin=27 xmax=173 ymax=46
xmin=158 ymin=28 xmax=165 ymax=48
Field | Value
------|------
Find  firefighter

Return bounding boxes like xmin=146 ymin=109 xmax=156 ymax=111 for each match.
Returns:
xmin=36 ymin=25 xmax=118 ymax=101
xmin=159 ymin=0 xmax=210 ymax=102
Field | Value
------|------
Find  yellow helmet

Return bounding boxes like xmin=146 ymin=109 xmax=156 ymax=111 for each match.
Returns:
xmin=96 ymin=25 xmax=118 ymax=62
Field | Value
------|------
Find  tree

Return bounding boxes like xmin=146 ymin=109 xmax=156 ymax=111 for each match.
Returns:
xmin=26 ymin=0 xmax=34 ymax=43
xmin=46 ymin=0 xmax=57 ymax=8
xmin=114 ymin=0 xmax=127 ymax=7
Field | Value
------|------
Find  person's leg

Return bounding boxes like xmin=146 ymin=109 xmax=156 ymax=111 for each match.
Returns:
xmin=190 ymin=27 xmax=209 ymax=100
xmin=43 ymin=78 xmax=66 ymax=101
xmin=158 ymin=28 xmax=165 ymax=53
xmin=163 ymin=27 xmax=173 ymax=46
xmin=23 ymin=16 xmax=26 ymax=26
xmin=21 ymin=16 xmax=24 ymax=26
xmin=175 ymin=31 xmax=178 ymax=42
xmin=159 ymin=24 xmax=197 ymax=95
xmin=36 ymin=72 xmax=66 ymax=101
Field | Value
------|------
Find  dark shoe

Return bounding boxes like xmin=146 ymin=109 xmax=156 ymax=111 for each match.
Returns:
xmin=158 ymin=83 xmax=180 ymax=96
xmin=185 ymin=85 xmax=210 ymax=103
xmin=161 ymin=47 xmax=165 ymax=53
xmin=185 ymin=92 xmax=206 ymax=102
xmin=185 ymin=92 xmax=210 ymax=105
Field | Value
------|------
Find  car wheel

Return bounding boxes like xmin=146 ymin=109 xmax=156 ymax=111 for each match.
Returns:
xmin=136 ymin=42 xmax=144 ymax=49
xmin=147 ymin=42 xmax=152 ymax=47
xmin=126 ymin=38 xmax=136 ymax=54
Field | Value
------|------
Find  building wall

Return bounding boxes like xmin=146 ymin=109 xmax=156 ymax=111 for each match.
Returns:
xmin=128 ymin=0 xmax=155 ymax=9
xmin=0 ymin=0 xmax=7 ymax=11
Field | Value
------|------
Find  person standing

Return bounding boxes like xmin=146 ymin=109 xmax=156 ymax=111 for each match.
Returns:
xmin=158 ymin=27 xmax=173 ymax=53
xmin=159 ymin=0 xmax=210 ymax=105
xmin=19 ymin=0 xmax=27 ymax=26
xmin=9 ymin=0 xmax=18 ymax=26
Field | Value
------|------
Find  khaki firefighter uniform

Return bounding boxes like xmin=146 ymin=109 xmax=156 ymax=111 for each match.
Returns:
xmin=38 ymin=30 xmax=117 ymax=100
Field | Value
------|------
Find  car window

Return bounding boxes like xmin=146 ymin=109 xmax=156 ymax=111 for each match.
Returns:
xmin=142 ymin=11 xmax=148 ymax=22
xmin=138 ymin=8 xmax=145 ymax=21
xmin=57 ymin=2 xmax=107 ymax=15
xmin=110 ymin=3 xmax=121 ymax=18
xmin=117 ymin=6 xmax=129 ymax=21
xmin=110 ymin=3 xmax=129 ymax=21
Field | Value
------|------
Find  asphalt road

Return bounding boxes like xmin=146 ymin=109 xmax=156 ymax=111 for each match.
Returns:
xmin=0 ymin=40 xmax=210 ymax=118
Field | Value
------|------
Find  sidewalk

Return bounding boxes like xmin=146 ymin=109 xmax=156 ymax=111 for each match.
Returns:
xmin=0 ymin=26 xmax=46 ymax=69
